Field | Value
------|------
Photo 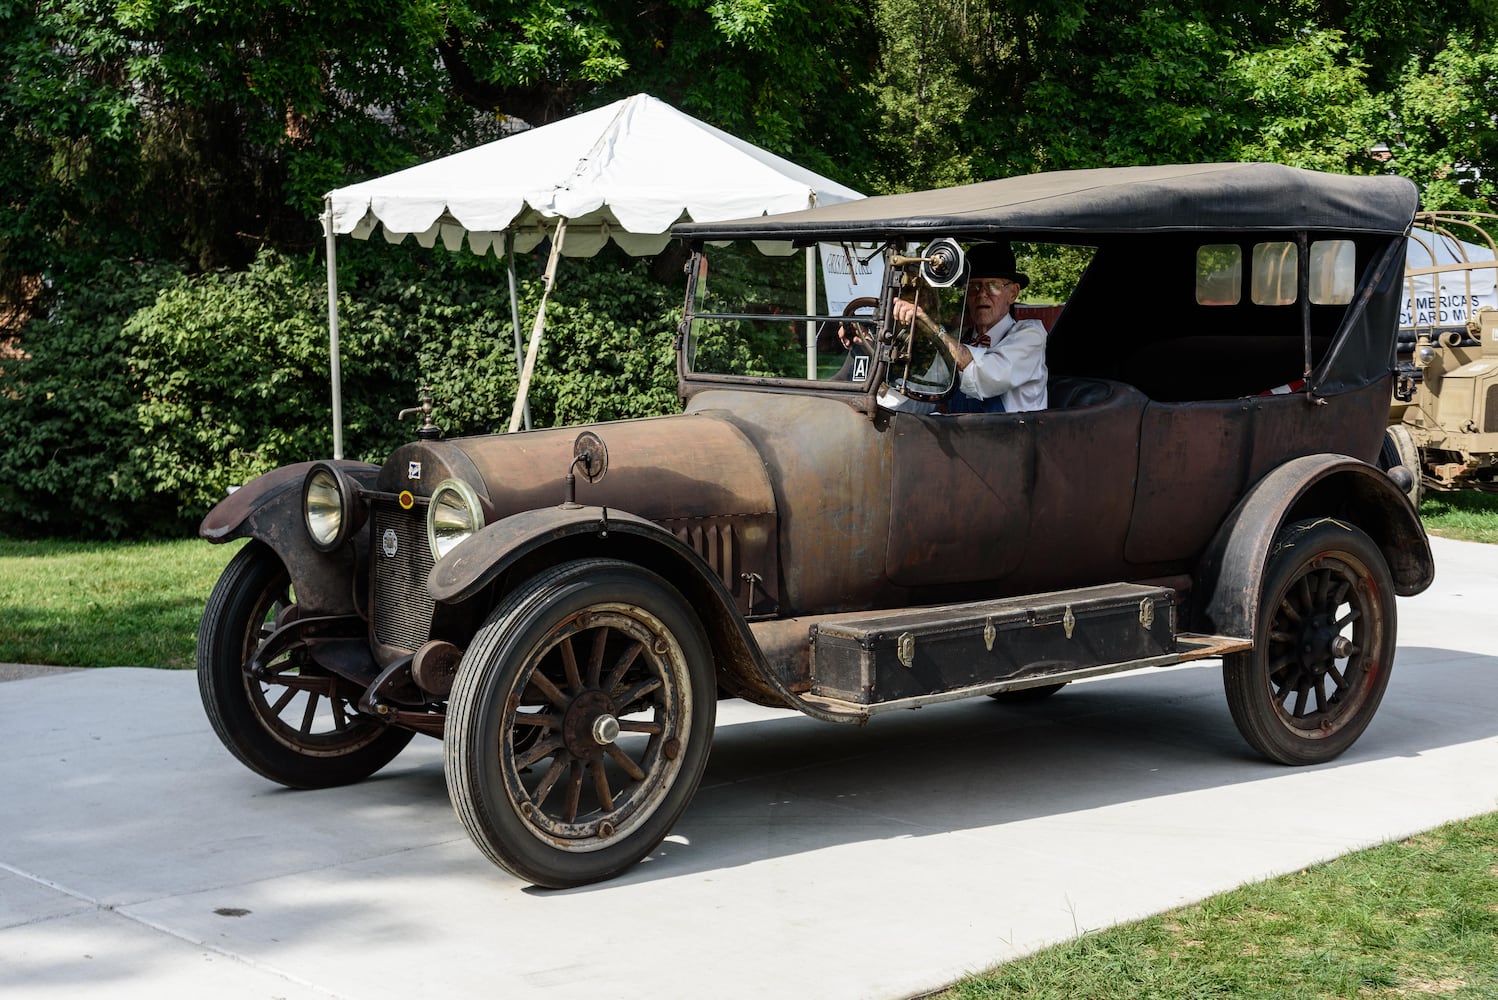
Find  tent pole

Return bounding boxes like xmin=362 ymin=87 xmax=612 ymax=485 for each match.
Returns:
xmin=508 ymin=219 xmax=566 ymax=433
xmin=804 ymin=192 xmax=819 ymax=380
xmin=321 ymin=197 xmax=344 ymax=460
xmin=505 ymin=231 xmax=531 ymax=430
xmin=805 ymin=246 xmax=817 ymax=379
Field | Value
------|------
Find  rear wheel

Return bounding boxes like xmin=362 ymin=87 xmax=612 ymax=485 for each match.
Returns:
xmin=1223 ymin=519 xmax=1396 ymax=765
xmin=444 ymin=559 xmax=716 ymax=888
xmin=197 ymin=541 xmax=412 ymax=788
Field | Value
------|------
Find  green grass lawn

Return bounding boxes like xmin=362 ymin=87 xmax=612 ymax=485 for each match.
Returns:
xmin=939 ymin=813 xmax=1498 ymax=999
xmin=0 ymin=536 xmax=245 ymax=668
xmin=1420 ymin=489 xmax=1498 ymax=545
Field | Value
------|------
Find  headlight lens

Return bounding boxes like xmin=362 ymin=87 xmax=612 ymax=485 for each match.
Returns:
xmin=302 ymin=463 xmax=360 ymax=552
xmin=427 ymin=478 xmax=485 ymax=560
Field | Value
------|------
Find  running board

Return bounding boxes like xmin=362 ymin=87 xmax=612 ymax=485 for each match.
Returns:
xmin=802 ymin=581 xmax=1250 ymax=718
xmin=801 ymin=632 xmax=1250 ymax=717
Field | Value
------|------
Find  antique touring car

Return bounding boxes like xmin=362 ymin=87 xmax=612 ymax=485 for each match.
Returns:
xmin=198 ymin=163 xmax=1434 ymax=887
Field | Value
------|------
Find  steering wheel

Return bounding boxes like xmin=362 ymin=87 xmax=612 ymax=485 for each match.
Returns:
xmin=819 ymin=296 xmax=880 ymax=382
xmin=816 ymin=296 xmax=879 ymax=352
xmin=887 ymin=290 xmax=960 ymax=403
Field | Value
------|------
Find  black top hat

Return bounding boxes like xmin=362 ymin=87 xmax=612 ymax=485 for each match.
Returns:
xmin=966 ymin=242 xmax=1029 ymax=290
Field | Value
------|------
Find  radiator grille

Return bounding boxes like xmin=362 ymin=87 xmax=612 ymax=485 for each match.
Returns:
xmin=370 ymin=500 xmax=435 ymax=652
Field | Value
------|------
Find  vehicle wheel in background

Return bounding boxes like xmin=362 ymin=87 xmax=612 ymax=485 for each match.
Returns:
xmin=1378 ymin=424 xmax=1423 ymax=504
xmin=989 ymin=682 xmax=1067 ymax=703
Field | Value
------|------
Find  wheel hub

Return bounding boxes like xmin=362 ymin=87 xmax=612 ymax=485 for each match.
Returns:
xmin=562 ymin=689 xmax=618 ymax=761
xmin=1297 ymin=612 xmax=1345 ymax=675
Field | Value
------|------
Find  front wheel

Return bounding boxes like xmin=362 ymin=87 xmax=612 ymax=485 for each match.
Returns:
xmin=1222 ymin=519 xmax=1396 ymax=765
xmin=444 ymin=559 xmax=716 ymax=888
xmin=197 ymin=541 xmax=413 ymax=788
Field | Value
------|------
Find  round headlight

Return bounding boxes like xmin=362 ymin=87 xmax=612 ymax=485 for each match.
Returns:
xmin=427 ymin=478 xmax=485 ymax=560
xmin=302 ymin=463 xmax=360 ymax=552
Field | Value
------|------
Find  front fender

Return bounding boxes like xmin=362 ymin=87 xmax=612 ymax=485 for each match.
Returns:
xmin=429 ymin=506 xmax=856 ymax=723
xmin=428 ymin=506 xmax=669 ymax=605
xmin=200 ymin=460 xmax=381 ymax=542
xmin=1192 ymin=454 xmax=1435 ymax=639
xmin=199 ymin=460 xmax=380 ymax=616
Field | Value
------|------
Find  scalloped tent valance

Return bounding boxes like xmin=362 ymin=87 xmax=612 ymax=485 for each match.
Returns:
xmin=325 ymin=93 xmax=864 ymax=258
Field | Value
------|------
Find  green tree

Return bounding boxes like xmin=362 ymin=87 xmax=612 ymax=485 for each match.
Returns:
xmin=858 ymin=0 xmax=1498 ymax=215
xmin=1384 ymin=34 xmax=1498 ymax=210
xmin=2 ymin=0 xmax=878 ymax=300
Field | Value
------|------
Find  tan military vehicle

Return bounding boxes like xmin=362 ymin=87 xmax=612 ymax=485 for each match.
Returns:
xmin=1386 ymin=212 xmax=1498 ymax=495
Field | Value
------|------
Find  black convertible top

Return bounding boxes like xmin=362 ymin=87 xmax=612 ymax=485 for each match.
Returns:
xmin=673 ymin=163 xmax=1419 ymax=242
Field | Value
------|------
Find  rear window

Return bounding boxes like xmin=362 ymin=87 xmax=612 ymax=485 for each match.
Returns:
xmin=1197 ymin=240 xmax=1356 ymax=307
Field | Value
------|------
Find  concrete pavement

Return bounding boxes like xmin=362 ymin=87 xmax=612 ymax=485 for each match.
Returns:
xmin=2 ymin=534 xmax=1495 ymax=999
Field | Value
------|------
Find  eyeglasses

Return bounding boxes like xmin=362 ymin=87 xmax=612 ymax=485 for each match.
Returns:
xmin=967 ymin=278 xmax=1018 ymax=297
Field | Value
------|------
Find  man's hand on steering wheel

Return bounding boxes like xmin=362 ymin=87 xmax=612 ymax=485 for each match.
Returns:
xmin=836 ymin=296 xmax=880 ymax=351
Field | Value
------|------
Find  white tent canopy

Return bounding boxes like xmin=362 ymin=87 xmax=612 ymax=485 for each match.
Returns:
xmin=320 ymin=93 xmax=863 ymax=453
xmin=329 ymin=93 xmax=862 ymax=257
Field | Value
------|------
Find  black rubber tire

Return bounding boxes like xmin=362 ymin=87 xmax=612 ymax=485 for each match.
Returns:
xmin=1222 ymin=518 xmax=1397 ymax=765
xmin=197 ymin=541 xmax=413 ymax=788
xmin=988 ymin=682 xmax=1067 ymax=703
xmin=444 ymin=558 xmax=716 ymax=888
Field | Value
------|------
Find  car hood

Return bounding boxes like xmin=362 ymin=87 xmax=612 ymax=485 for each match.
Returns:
xmin=376 ymin=411 xmax=777 ymax=527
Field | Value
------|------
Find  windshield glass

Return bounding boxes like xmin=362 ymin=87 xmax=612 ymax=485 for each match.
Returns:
xmin=682 ymin=241 xmax=964 ymax=397
xmin=684 ymin=242 xmax=883 ymax=384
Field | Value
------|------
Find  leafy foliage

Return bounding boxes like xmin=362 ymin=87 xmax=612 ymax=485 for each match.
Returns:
xmin=13 ymin=1 xmax=1498 ymax=537
xmin=0 ymin=259 xmax=183 ymax=537
xmin=0 ymin=245 xmax=683 ymax=537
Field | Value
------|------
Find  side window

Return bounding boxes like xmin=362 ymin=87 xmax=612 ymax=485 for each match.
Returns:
xmin=1310 ymin=239 xmax=1355 ymax=305
xmin=1196 ymin=244 xmax=1242 ymax=305
xmin=1252 ymin=241 xmax=1298 ymax=305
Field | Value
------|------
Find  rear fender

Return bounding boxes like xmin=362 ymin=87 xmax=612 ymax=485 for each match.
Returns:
xmin=199 ymin=461 xmax=380 ymax=616
xmin=429 ymin=506 xmax=853 ymax=723
xmin=1191 ymin=455 xmax=1434 ymax=638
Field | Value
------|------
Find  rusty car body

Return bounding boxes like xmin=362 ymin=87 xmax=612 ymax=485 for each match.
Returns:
xmin=198 ymin=162 xmax=1434 ymax=888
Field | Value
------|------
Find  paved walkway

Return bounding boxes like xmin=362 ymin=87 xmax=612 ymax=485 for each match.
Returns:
xmin=2 ymin=535 xmax=1495 ymax=999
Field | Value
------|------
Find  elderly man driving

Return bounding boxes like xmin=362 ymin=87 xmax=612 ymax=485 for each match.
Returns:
xmin=892 ymin=242 xmax=1048 ymax=413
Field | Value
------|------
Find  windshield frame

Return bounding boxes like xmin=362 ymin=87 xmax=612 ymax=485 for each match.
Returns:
xmin=680 ymin=240 xmax=998 ymax=412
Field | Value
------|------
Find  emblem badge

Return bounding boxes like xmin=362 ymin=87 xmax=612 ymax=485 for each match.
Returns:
xmin=851 ymin=355 xmax=870 ymax=381
xmin=382 ymin=528 xmax=399 ymax=558
xmin=408 ymin=461 xmax=421 ymax=480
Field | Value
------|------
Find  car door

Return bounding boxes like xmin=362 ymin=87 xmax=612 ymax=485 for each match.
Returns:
xmin=884 ymin=380 xmax=1147 ymax=594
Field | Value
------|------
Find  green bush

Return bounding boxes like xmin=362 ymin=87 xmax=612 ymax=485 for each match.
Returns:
xmin=127 ymin=250 xmax=415 ymax=521
xmin=512 ymin=255 xmax=680 ymax=428
xmin=0 ymin=260 xmax=184 ymax=537
xmin=0 ymin=244 xmax=685 ymax=538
